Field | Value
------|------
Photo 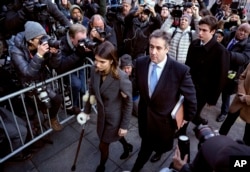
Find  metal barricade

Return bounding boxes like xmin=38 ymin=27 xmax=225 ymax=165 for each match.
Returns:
xmin=0 ymin=58 xmax=94 ymax=163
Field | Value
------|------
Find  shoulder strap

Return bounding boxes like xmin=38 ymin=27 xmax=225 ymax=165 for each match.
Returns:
xmin=171 ymin=28 xmax=193 ymax=42
xmin=171 ymin=27 xmax=178 ymax=40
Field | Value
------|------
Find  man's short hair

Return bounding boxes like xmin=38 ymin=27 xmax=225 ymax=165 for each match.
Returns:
xmin=149 ymin=29 xmax=170 ymax=48
xmin=68 ymin=24 xmax=87 ymax=38
xmin=199 ymin=15 xmax=218 ymax=32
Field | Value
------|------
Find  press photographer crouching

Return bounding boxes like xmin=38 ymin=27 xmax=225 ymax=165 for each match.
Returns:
xmin=160 ymin=124 xmax=250 ymax=172
xmin=9 ymin=21 xmax=63 ymax=131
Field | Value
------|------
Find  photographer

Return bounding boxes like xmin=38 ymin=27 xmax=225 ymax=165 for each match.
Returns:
xmin=55 ymin=24 xmax=89 ymax=115
xmin=9 ymin=21 xmax=63 ymax=131
xmin=3 ymin=0 xmax=70 ymax=39
xmin=160 ymin=125 xmax=250 ymax=172
xmin=123 ymin=3 xmax=161 ymax=60
xmin=170 ymin=135 xmax=250 ymax=172
xmin=106 ymin=0 xmax=137 ymax=56
xmin=87 ymin=14 xmax=117 ymax=48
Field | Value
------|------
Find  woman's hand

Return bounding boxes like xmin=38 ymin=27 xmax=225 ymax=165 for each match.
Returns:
xmin=118 ymin=128 xmax=128 ymax=137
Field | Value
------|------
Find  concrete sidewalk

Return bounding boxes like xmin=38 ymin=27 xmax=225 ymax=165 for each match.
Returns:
xmin=2 ymin=98 xmax=245 ymax=172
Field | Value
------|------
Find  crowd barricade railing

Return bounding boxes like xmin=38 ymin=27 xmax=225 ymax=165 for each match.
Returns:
xmin=0 ymin=57 xmax=94 ymax=163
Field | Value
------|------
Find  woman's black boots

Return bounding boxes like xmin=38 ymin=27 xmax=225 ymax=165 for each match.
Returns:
xmin=120 ymin=143 xmax=133 ymax=159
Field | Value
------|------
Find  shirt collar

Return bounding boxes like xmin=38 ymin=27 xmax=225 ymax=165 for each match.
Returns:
xmin=150 ymin=55 xmax=167 ymax=69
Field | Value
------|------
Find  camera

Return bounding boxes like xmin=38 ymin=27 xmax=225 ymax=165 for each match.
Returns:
xmin=24 ymin=0 xmax=47 ymax=12
xmin=193 ymin=124 xmax=216 ymax=148
xmin=55 ymin=26 xmax=69 ymax=37
xmin=34 ymin=3 xmax=47 ymax=12
xmin=39 ymin=35 xmax=61 ymax=49
xmin=142 ymin=4 xmax=151 ymax=15
xmin=95 ymin=27 xmax=106 ymax=39
xmin=36 ymin=86 xmax=51 ymax=108
xmin=106 ymin=4 xmax=122 ymax=20
xmin=78 ymin=38 xmax=98 ymax=50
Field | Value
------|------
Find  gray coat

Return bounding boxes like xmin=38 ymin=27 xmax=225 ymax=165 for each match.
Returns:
xmin=84 ymin=67 xmax=133 ymax=143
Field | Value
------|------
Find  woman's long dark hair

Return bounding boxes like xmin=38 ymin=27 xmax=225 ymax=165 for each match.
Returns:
xmin=94 ymin=41 xmax=119 ymax=79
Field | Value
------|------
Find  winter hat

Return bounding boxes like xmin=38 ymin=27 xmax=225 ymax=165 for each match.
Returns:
xmin=122 ymin=0 xmax=132 ymax=5
xmin=70 ymin=5 xmax=83 ymax=15
xmin=24 ymin=21 xmax=46 ymax=41
xmin=216 ymin=29 xmax=224 ymax=36
xmin=181 ymin=14 xmax=192 ymax=24
xmin=120 ymin=54 xmax=133 ymax=68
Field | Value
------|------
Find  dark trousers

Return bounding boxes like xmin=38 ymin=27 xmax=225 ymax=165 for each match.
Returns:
xmin=132 ymin=139 xmax=154 ymax=172
xmin=220 ymin=90 xmax=231 ymax=115
xmin=192 ymin=91 xmax=207 ymax=126
xmin=219 ymin=110 xmax=250 ymax=146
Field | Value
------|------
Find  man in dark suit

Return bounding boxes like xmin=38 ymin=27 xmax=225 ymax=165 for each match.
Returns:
xmin=131 ymin=29 xmax=197 ymax=171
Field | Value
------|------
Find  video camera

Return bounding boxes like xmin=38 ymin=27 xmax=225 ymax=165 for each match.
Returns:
xmin=78 ymin=38 xmax=98 ymax=50
xmin=106 ymin=4 xmax=122 ymax=21
xmin=39 ymin=35 xmax=61 ymax=49
xmin=165 ymin=1 xmax=196 ymax=18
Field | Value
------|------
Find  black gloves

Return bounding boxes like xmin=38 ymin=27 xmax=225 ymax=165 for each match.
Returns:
xmin=23 ymin=0 xmax=35 ymax=13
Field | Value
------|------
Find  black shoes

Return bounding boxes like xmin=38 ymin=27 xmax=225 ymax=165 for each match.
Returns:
xmin=66 ymin=106 xmax=81 ymax=115
xmin=120 ymin=143 xmax=133 ymax=159
xmin=150 ymin=153 xmax=163 ymax=163
xmin=216 ymin=114 xmax=227 ymax=122
xmin=96 ymin=164 xmax=105 ymax=172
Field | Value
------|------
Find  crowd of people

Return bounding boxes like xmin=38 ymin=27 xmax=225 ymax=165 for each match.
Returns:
xmin=0 ymin=0 xmax=250 ymax=171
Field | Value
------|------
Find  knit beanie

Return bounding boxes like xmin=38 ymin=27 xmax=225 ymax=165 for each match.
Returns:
xmin=181 ymin=14 xmax=192 ymax=24
xmin=120 ymin=54 xmax=133 ymax=68
xmin=24 ymin=21 xmax=46 ymax=41
xmin=70 ymin=5 xmax=83 ymax=15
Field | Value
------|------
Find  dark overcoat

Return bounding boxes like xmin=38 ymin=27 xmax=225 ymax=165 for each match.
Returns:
xmin=84 ymin=67 xmax=132 ymax=143
xmin=185 ymin=37 xmax=230 ymax=105
xmin=135 ymin=56 xmax=197 ymax=152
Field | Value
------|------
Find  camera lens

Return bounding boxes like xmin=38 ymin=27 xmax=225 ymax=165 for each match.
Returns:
xmin=194 ymin=124 xmax=215 ymax=144
xmin=178 ymin=135 xmax=190 ymax=162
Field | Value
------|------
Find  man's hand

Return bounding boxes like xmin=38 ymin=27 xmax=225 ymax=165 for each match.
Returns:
xmin=37 ymin=42 xmax=49 ymax=57
xmin=172 ymin=145 xmax=188 ymax=171
xmin=90 ymin=28 xmax=105 ymax=42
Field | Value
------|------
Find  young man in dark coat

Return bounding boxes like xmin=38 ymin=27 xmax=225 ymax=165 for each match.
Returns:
xmin=131 ymin=29 xmax=197 ymax=171
xmin=185 ymin=15 xmax=230 ymax=126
